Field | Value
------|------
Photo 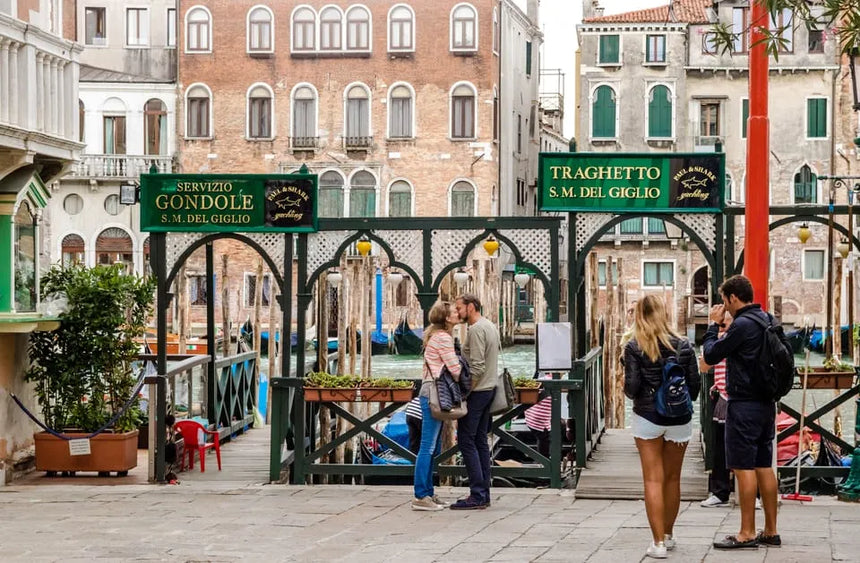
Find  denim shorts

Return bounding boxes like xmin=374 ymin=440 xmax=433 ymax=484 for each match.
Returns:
xmin=725 ymin=400 xmax=776 ymax=469
xmin=630 ymin=412 xmax=692 ymax=443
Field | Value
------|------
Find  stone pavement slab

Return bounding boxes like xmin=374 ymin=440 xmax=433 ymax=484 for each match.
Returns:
xmin=0 ymin=484 xmax=857 ymax=562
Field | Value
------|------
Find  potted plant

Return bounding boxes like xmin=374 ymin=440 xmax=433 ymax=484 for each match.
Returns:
xmin=802 ymin=357 xmax=857 ymax=390
xmin=25 ymin=264 xmax=155 ymax=476
xmin=512 ymin=376 xmax=542 ymax=405
xmin=303 ymin=372 xmax=414 ymax=403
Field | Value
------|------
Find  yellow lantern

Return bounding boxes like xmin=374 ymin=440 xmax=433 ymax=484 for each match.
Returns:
xmin=838 ymin=237 xmax=850 ymax=259
xmin=483 ymin=235 xmax=500 ymax=256
xmin=356 ymin=235 xmax=372 ymax=257
xmin=797 ymin=223 xmax=811 ymax=244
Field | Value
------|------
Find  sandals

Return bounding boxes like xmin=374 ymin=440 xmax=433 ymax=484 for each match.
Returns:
xmin=713 ymin=535 xmax=759 ymax=549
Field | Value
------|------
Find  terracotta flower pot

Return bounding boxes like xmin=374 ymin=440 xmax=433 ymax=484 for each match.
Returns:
xmin=800 ymin=367 xmax=857 ymax=390
xmin=515 ymin=387 xmax=541 ymax=405
xmin=34 ymin=430 xmax=139 ymax=475
xmin=304 ymin=387 xmax=414 ymax=403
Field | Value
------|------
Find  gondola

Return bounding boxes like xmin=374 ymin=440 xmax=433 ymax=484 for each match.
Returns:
xmin=392 ymin=317 xmax=423 ymax=356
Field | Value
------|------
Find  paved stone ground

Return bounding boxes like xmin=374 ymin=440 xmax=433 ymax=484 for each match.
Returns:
xmin=0 ymin=483 xmax=858 ymax=562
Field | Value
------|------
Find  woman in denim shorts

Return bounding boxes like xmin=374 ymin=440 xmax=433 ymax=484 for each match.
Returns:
xmin=623 ymin=295 xmax=700 ymax=559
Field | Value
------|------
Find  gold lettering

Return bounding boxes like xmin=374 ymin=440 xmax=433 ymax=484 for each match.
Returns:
xmin=155 ymin=194 xmax=169 ymax=210
xmin=561 ymin=186 xmax=576 ymax=198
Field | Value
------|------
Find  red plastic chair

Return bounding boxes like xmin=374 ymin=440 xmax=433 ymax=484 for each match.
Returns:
xmin=175 ymin=420 xmax=221 ymax=472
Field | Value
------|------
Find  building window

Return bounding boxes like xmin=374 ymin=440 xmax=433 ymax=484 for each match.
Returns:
xmin=292 ymin=7 xmax=316 ymax=51
xmin=389 ymin=85 xmax=413 ymax=138
xmin=620 ymin=218 xmax=643 ymax=234
xmin=643 ymin=261 xmax=674 ymax=287
xmin=804 ymin=250 xmax=825 ymax=280
xmin=526 ymin=41 xmax=533 ymax=76
xmin=388 ymin=180 xmax=412 ymax=217
xmin=450 ymin=180 xmax=475 ymax=217
xmin=598 ymin=35 xmax=619 ymax=64
xmin=126 ymin=8 xmax=148 ymax=46
xmin=517 ymin=114 xmax=522 ymax=153
xmin=647 ymin=218 xmax=666 ymax=234
xmin=320 ymin=6 xmax=342 ymax=50
xmin=794 ymin=165 xmax=817 ymax=204
xmin=645 ymin=35 xmax=666 ymax=63
xmin=699 ymin=102 xmax=720 ymax=137
xmin=741 ymin=98 xmax=749 ymax=138
xmin=189 ymin=275 xmax=208 ymax=306
xmin=492 ymin=88 xmax=499 ymax=141
xmin=248 ymin=6 xmax=273 ymax=52
xmin=702 ymin=32 xmax=717 ymax=54
xmin=350 ymin=171 xmax=377 ymax=217
xmin=648 ymin=85 xmax=672 ymax=138
xmin=14 ymin=202 xmax=36 ymax=312
xmin=186 ymin=6 xmax=211 ymax=52
xmin=144 ymin=99 xmax=167 ymax=155
xmin=345 ymin=85 xmax=370 ymax=143
xmin=96 ymin=227 xmax=133 ymax=271
xmin=64 ymin=194 xmax=83 ymax=215
xmin=808 ymin=29 xmax=824 ymax=53
xmin=807 ymin=98 xmax=827 ymax=138
xmin=292 ymin=85 xmax=317 ymax=147
xmin=451 ymin=4 xmax=477 ymax=51
xmin=248 ymin=84 xmax=273 ymax=139
xmin=85 ymin=7 xmax=106 ymax=46
xmin=597 ymin=260 xmax=618 ymax=287
xmin=104 ymin=194 xmax=121 ymax=216
xmin=769 ymin=8 xmax=793 ymax=53
xmin=732 ymin=7 xmax=749 ymax=53
xmin=186 ymin=84 xmax=211 ymax=138
xmin=451 ymin=83 xmax=475 ymax=139
xmin=104 ymin=115 xmax=126 ymax=154
xmin=346 ymin=6 xmax=370 ymax=51
xmin=725 ymin=173 xmax=734 ymax=202
xmin=61 ymin=234 xmax=85 ymax=267
xmin=167 ymin=8 xmax=176 ymax=47
xmin=78 ymin=100 xmax=85 ymax=142
xmin=244 ymin=273 xmax=271 ymax=307
xmin=492 ymin=7 xmax=499 ymax=53
xmin=592 ymin=85 xmax=616 ymax=139
xmin=389 ymin=5 xmax=414 ymax=51
xmin=319 ymin=171 xmax=345 ymax=218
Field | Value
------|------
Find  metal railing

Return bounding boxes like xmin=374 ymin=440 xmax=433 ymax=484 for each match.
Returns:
xmin=290 ymin=136 xmax=319 ymax=149
xmin=70 ymin=154 xmax=174 ymax=179
xmin=343 ymin=135 xmax=373 ymax=149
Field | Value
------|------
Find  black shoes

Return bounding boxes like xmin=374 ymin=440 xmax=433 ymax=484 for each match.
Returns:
xmin=449 ymin=496 xmax=489 ymax=510
xmin=713 ymin=535 xmax=759 ymax=549
xmin=756 ymin=532 xmax=782 ymax=547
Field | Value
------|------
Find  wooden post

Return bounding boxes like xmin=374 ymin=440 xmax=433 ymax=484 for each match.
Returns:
xmin=835 ymin=257 xmax=844 ymax=361
xmin=361 ymin=256 xmax=371 ymax=378
xmin=221 ymin=255 xmax=230 ymax=358
xmin=267 ymin=282 xmax=278 ymax=423
xmin=177 ymin=264 xmax=187 ymax=354
xmin=253 ymin=259 xmax=263 ymax=379
xmin=614 ymin=258 xmax=626 ymax=428
xmin=316 ymin=278 xmax=330 ymax=480
xmin=603 ymin=256 xmax=615 ymax=427
xmin=349 ymin=262 xmax=358 ymax=376
xmin=588 ymin=252 xmax=599 ymax=350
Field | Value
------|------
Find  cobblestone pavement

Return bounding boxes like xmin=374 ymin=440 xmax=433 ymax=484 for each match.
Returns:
xmin=0 ymin=483 xmax=857 ymax=562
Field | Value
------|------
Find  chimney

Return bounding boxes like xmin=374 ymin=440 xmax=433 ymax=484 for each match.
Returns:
xmin=583 ymin=1 xmax=604 ymax=20
xmin=527 ymin=0 xmax=539 ymax=22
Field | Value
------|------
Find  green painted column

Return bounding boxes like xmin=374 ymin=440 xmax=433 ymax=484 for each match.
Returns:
xmin=0 ymin=214 xmax=13 ymax=312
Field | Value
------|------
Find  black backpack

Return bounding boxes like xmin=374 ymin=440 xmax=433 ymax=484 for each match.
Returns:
xmin=742 ymin=312 xmax=796 ymax=401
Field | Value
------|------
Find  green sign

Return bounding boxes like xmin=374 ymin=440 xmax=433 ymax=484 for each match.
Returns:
xmin=139 ymin=174 xmax=318 ymax=233
xmin=538 ymin=153 xmax=724 ymax=213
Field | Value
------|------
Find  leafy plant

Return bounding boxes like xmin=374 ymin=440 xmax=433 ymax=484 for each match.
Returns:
xmin=25 ymin=264 xmax=155 ymax=433
xmin=822 ymin=356 xmax=855 ymax=372
xmin=305 ymin=372 xmax=413 ymax=389
xmin=513 ymin=377 xmax=540 ymax=389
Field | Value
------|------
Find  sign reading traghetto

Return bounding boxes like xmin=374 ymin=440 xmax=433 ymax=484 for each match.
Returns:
xmin=538 ymin=153 xmax=724 ymax=213
xmin=139 ymin=174 xmax=318 ymax=233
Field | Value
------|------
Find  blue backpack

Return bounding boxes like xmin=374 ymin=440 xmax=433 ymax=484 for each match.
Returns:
xmin=655 ymin=356 xmax=693 ymax=419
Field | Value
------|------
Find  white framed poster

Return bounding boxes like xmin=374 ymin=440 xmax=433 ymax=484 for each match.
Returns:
xmin=536 ymin=322 xmax=572 ymax=371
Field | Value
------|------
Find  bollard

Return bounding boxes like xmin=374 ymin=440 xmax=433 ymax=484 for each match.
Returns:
xmin=837 ymin=396 xmax=860 ymax=502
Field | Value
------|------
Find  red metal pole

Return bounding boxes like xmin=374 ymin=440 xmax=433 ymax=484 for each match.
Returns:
xmin=745 ymin=1 xmax=770 ymax=310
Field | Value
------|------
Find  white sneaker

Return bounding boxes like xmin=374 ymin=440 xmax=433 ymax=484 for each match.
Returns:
xmin=755 ymin=498 xmax=762 ymax=510
xmin=700 ymin=494 xmax=729 ymax=508
xmin=646 ymin=541 xmax=668 ymax=559
xmin=411 ymin=496 xmax=444 ymax=511
xmin=664 ymin=534 xmax=676 ymax=550
xmin=431 ymin=495 xmax=449 ymax=507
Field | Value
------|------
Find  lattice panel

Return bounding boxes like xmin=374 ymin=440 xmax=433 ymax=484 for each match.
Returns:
xmin=306 ymin=231 xmax=353 ymax=277
xmin=165 ymin=232 xmax=206 ymax=277
xmin=430 ymin=229 xmax=484 ymax=281
xmin=244 ymin=233 xmax=287 ymax=280
xmin=498 ymin=229 xmax=552 ymax=276
xmin=675 ymin=213 xmax=717 ymax=252
xmin=373 ymin=229 xmax=423 ymax=276
xmin=575 ymin=214 xmax=614 ymax=253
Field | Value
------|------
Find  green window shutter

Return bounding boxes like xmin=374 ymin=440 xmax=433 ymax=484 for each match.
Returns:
xmin=661 ymin=263 xmax=674 ymax=286
xmin=526 ymin=41 xmax=532 ymax=75
xmin=648 ymin=85 xmax=671 ymax=138
xmin=741 ymin=99 xmax=749 ymax=138
xmin=598 ymin=262 xmax=606 ymax=286
xmin=807 ymin=98 xmax=827 ymax=138
xmin=647 ymin=218 xmax=665 ymax=233
xmin=599 ymin=35 xmax=619 ymax=64
xmin=644 ymin=263 xmax=657 ymax=286
xmin=620 ymin=218 xmax=642 ymax=234
xmin=592 ymin=86 xmax=616 ymax=138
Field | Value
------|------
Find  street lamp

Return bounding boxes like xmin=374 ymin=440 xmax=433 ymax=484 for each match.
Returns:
xmin=483 ymin=234 xmax=500 ymax=256
xmin=514 ymin=272 xmax=531 ymax=288
xmin=387 ymin=271 xmax=404 ymax=287
xmin=839 ymin=238 xmax=851 ymax=260
xmin=849 ymin=47 xmax=860 ymax=112
xmin=356 ymin=235 xmax=372 ymax=257
xmin=797 ymin=223 xmax=812 ymax=244
xmin=453 ymin=268 xmax=469 ymax=288
xmin=327 ymin=270 xmax=342 ymax=288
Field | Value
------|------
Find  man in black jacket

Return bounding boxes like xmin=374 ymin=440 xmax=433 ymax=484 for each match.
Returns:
xmin=703 ymin=275 xmax=780 ymax=549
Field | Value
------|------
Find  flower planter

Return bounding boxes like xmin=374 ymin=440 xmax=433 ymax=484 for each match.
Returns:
xmin=515 ymin=387 xmax=541 ymax=405
xmin=34 ymin=430 xmax=139 ymax=476
xmin=304 ymin=387 xmax=414 ymax=403
xmin=800 ymin=368 xmax=857 ymax=390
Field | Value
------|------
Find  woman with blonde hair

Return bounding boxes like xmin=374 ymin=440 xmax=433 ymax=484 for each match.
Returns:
xmin=412 ymin=301 xmax=461 ymax=511
xmin=623 ymin=295 xmax=700 ymax=558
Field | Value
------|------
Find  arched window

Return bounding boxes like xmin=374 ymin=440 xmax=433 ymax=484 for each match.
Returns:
xmin=794 ymin=165 xmax=817 ymax=204
xmin=346 ymin=6 xmax=370 ymax=50
xmin=292 ymin=85 xmax=317 ymax=147
xmin=592 ymin=85 xmax=616 ymax=139
xmin=451 ymin=4 xmax=477 ymax=50
xmin=186 ymin=6 xmax=211 ymax=52
xmin=96 ymin=227 xmax=133 ymax=272
xmin=248 ymin=6 xmax=273 ymax=52
xmin=248 ymin=84 xmax=273 ymax=139
xmin=388 ymin=180 xmax=412 ymax=217
xmin=451 ymin=83 xmax=475 ymax=139
xmin=450 ymin=180 xmax=475 ymax=217
xmin=350 ymin=171 xmax=376 ymax=217
xmin=648 ymin=85 xmax=672 ymax=138
xmin=492 ymin=7 xmax=500 ymax=53
xmin=345 ymin=84 xmax=370 ymax=145
xmin=388 ymin=84 xmax=413 ymax=138
xmin=62 ymin=234 xmax=85 ymax=268
xmin=186 ymin=84 xmax=211 ymax=138
xmin=388 ymin=5 xmax=414 ymax=51
xmin=292 ymin=7 xmax=315 ymax=51
xmin=725 ymin=172 xmax=733 ymax=202
xmin=319 ymin=171 xmax=345 ymax=218
xmin=144 ymin=98 xmax=167 ymax=155
xmin=103 ymin=97 xmax=127 ymax=155
xmin=320 ymin=6 xmax=342 ymax=50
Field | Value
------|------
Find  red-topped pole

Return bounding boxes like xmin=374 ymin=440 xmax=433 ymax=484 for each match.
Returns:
xmin=745 ymin=1 xmax=770 ymax=310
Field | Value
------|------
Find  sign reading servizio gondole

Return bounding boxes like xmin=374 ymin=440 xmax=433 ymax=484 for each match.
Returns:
xmin=538 ymin=153 xmax=725 ymax=213
xmin=139 ymin=174 xmax=318 ymax=233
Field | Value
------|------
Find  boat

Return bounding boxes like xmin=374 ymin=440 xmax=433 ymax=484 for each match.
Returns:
xmin=785 ymin=325 xmax=852 ymax=354
xmin=240 ymin=321 xmax=299 ymax=355
xmin=312 ymin=331 xmax=389 ymax=355
xmin=392 ymin=317 xmax=423 ymax=356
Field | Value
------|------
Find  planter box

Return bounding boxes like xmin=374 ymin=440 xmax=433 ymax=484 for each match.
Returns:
xmin=800 ymin=368 xmax=857 ymax=390
xmin=304 ymin=387 xmax=414 ymax=403
xmin=34 ymin=430 xmax=139 ymax=475
xmin=515 ymin=387 xmax=541 ymax=405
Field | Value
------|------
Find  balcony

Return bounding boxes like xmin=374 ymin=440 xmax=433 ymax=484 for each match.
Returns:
xmin=290 ymin=136 xmax=319 ymax=150
xmin=69 ymin=154 xmax=174 ymax=180
xmin=343 ymin=136 xmax=373 ymax=150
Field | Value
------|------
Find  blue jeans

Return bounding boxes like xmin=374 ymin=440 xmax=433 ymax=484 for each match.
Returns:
xmin=457 ymin=389 xmax=495 ymax=504
xmin=413 ymin=395 xmax=442 ymax=499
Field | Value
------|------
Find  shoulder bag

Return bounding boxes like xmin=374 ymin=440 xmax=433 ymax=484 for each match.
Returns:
xmin=423 ymin=358 xmax=468 ymax=421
